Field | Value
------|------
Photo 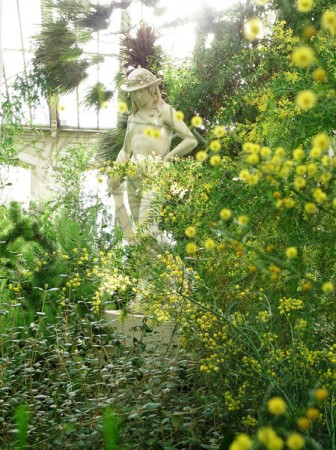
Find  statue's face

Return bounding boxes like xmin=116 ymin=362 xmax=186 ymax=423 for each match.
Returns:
xmin=131 ymin=88 xmax=152 ymax=108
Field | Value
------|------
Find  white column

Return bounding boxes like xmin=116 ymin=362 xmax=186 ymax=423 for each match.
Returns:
xmin=0 ymin=0 xmax=3 ymax=105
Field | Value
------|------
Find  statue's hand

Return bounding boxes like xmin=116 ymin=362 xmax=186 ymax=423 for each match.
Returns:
xmin=116 ymin=149 xmax=128 ymax=163
xmin=163 ymin=154 xmax=172 ymax=163
xmin=107 ymin=177 xmax=122 ymax=193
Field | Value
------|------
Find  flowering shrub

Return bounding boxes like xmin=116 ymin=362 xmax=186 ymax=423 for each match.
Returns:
xmin=1 ymin=1 xmax=336 ymax=448
xmin=97 ymin=2 xmax=336 ymax=447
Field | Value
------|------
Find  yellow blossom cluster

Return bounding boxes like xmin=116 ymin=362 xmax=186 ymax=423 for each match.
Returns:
xmin=8 ymin=282 xmax=22 ymax=293
xmin=327 ymin=344 xmax=336 ymax=364
xmin=278 ymin=297 xmax=303 ymax=315
xmin=141 ymin=252 xmax=199 ymax=322
xmin=257 ymin=310 xmax=271 ymax=323
xmin=224 ymin=383 xmax=249 ymax=411
xmin=238 ymin=136 xmax=335 ymax=216
xmin=65 ymin=272 xmax=82 ymax=289
xmin=91 ymin=266 xmax=135 ymax=313
xmin=241 ymin=415 xmax=258 ymax=428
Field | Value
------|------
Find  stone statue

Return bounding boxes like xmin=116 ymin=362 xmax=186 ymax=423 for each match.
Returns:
xmin=108 ymin=67 xmax=198 ymax=240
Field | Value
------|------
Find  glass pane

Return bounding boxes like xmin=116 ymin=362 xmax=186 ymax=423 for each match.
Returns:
xmin=18 ymin=0 xmax=42 ymax=51
xmin=2 ymin=0 xmax=21 ymax=49
xmin=82 ymin=33 xmax=99 ymax=54
xmin=3 ymin=50 xmax=24 ymax=83
xmin=58 ymin=92 xmax=79 ymax=128
xmin=78 ymin=66 xmax=98 ymax=129
xmin=97 ymin=57 xmax=118 ymax=85
xmin=3 ymin=51 xmax=50 ymax=126
xmin=98 ymin=96 xmax=117 ymax=129
xmin=31 ymin=99 xmax=50 ymax=126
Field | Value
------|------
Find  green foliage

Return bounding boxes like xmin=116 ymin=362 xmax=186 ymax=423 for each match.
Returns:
xmin=165 ymin=1 xmax=336 ymax=153
xmin=103 ymin=409 xmax=119 ymax=450
xmin=0 ymin=201 xmax=108 ymax=336
xmin=33 ymin=18 xmax=91 ymax=96
xmin=0 ymin=202 xmax=58 ymax=328
xmin=120 ymin=23 xmax=164 ymax=75
xmin=31 ymin=1 xmax=165 ymax=101
xmin=13 ymin=405 xmax=29 ymax=450
xmin=0 ymin=303 xmax=224 ymax=449
xmin=165 ymin=2 xmax=260 ymax=127
xmin=95 ymin=114 xmax=128 ymax=163
xmin=0 ymin=100 xmax=22 ymax=177
xmin=99 ymin=2 xmax=336 ymax=446
xmin=1 ymin=1 xmax=336 ymax=449
xmin=83 ymin=82 xmax=114 ymax=111
xmin=44 ymin=144 xmax=97 ymax=225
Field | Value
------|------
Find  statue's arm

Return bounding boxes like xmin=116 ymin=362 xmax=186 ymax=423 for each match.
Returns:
xmin=162 ymin=106 xmax=198 ymax=162
xmin=108 ymin=117 xmax=133 ymax=192
xmin=116 ymin=116 xmax=133 ymax=163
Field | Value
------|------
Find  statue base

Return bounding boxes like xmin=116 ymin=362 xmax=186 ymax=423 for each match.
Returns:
xmin=103 ymin=309 xmax=178 ymax=352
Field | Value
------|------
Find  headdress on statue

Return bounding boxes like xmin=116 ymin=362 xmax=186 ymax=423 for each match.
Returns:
xmin=121 ymin=67 xmax=162 ymax=92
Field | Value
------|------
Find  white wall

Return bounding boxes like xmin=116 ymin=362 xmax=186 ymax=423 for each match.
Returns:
xmin=0 ymin=164 xmax=31 ymax=208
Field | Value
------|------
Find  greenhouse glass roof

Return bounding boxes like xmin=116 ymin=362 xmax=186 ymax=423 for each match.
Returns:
xmin=1 ymin=0 xmax=121 ymax=130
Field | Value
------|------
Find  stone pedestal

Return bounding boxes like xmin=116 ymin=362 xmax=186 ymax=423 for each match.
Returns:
xmin=103 ymin=309 xmax=178 ymax=351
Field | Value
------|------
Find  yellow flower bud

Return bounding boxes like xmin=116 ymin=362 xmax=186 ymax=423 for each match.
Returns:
xmin=214 ymin=126 xmax=225 ymax=138
xmin=296 ymin=0 xmax=314 ymax=13
xmin=196 ymin=151 xmax=208 ymax=162
xmin=209 ymin=140 xmax=221 ymax=151
xmin=244 ymin=18 xmax=263 ymax=41
xmin=210 ymin=155 xmax=221 ymax=166
xmin=175 ymin=110 xmax=184 ymax=121
xmin=185 ymin=226 xmax=197 ymax=238
xmin=322 ymin=11 xmax=336 ymax=35
xmin=313 ymin=68 xmax=328 ymax=83
xmin=291 ymin=46 xmax=315 ymax=68
xmin=246 ymin=154 xmax=259 ymax=165
xmin=267 ymin=396 xmax=287 ymax=415
xmin=186 ymin=242 xmax=197 ymax=254
xmin=286 ymin=433 xmax=305 ymax=450
xmin=237 ymin=215 xmax=249 ymax=226
xmin=296 ymin=90 xmax=317 ymax=110
xmin=306 ymin=408 xmax=320 ymax=421
xmin=322 ymin=282 xmax=334 ymax=294
xmin=204 ymin=238 xmax=216 ymax=250
xmin=314 ymin=388 xmax=329 ymax=401
xmin=293 ymin=147 xmax=305 ymax=161
xmin=297 ymin=417 xmax=310 ymax=430
xmin=220 ymin=208 xmax=232 ymax=220
xmin=304 ymin=202 xmax=317 ymax=214
xmin=286 ymin=247 xmax=298 ymax=258
xmin=191 ymin=115 xmax=203 ymax=127
xmin=118 ymin=101 xmax=128 ymax=113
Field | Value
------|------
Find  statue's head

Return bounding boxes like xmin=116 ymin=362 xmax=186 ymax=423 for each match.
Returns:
xmin=121 ymin=67 xmax=164 ymax=114
xmin=121 ymin=67 xmax=162 ymax=92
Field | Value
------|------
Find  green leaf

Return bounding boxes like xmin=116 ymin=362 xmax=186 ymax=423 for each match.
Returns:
xmin=103 ymin=408 xmax=119 ymax=450
xmin=142 ymin=402 xmax=161 ymax=411
xmin=14 ymin=404 xmax=29 ymax=450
